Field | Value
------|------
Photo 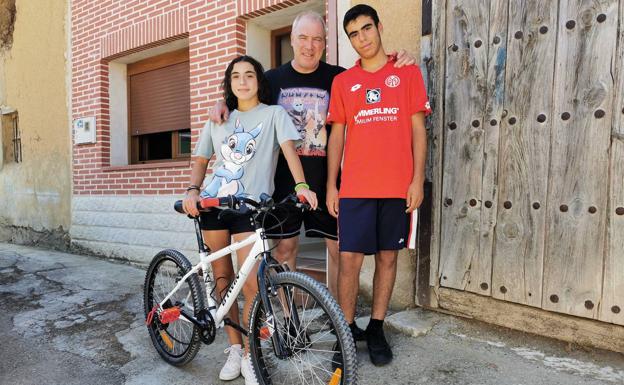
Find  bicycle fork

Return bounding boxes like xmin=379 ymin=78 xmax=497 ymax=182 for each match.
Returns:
xmin=257 ymin=255 xmax=305 ymax=359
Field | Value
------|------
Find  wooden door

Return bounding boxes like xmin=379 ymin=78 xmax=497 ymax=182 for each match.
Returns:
xmin=433 ymin=0 xmax=624 ymax=325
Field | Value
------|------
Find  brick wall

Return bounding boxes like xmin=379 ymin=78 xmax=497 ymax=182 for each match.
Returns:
xmin=71 ymin=0 xmax=308 ymax=196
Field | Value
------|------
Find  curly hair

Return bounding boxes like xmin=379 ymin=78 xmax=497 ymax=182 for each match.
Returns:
xmin=222 ymin=56 xmax=271 ymax=111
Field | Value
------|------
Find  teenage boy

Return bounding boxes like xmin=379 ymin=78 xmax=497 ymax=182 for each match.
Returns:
xmin=326 ymin=4 xmax=431 ymax=366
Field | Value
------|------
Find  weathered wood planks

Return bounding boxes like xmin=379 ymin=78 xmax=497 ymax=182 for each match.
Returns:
xmin=599 ymin=0 xmax=624 ymax=326
xmin=437 ymin=287 xmax=624 ymax=353
xmin=428 ymin=0 xmax=446 ymax=290
xmin=439 ymin=0 xmax=490 ymax=294
xmin=491 ymin=1 xmax=558 ymax=307
xmin=542 ymin=0 xmax=618 ymax=318
xmin=478 ymin=0 xmax=508 ymax=302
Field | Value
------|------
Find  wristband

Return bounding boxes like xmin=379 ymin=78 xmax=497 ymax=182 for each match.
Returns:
xmin=294 ymin=182 xmax=309 ymax=192
xmin=186 ymin=185 xmax=200 ymax=192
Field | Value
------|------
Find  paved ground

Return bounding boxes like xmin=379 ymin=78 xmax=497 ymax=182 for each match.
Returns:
xmin=1 ymin=242 xmax=623 ymax=385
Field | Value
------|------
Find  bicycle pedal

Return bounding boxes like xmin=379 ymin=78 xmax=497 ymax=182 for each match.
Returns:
xmin=159 ymin=306 xmax=181 ymax=324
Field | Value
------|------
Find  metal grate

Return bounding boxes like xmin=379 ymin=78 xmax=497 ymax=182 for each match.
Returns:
xmin=11 ymin=113 xmax=21 ymax=163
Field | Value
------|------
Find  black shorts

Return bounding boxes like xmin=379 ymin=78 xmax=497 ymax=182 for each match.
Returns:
xmin=338 ymin=198 xmax=416 ymax=254
xmin=199 ymin=209 xmax=255 ymax=234
xmin=261 ymin=204 xmax=337 ymax=240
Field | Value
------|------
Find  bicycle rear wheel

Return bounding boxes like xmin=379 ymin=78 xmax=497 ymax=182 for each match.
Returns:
xmin=248 ymin=271 xmax=357 ymax=385
xmin=143 ymin=249 xmax=205 ymax=366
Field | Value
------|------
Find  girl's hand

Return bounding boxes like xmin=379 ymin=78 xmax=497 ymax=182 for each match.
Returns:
xmin=183 ymin=191 xmax=201 ymax=217
xmin=297 ymin=188 xmax=318 ymax=210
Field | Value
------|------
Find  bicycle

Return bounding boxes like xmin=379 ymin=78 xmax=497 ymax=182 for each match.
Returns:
xmin=143 ymin=194 xmax=357 ymax=385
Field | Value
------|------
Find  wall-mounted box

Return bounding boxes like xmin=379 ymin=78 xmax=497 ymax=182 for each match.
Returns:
xmin=74 ymin=117 xmax=96 ymax=144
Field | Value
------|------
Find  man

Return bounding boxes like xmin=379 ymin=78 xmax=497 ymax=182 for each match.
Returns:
xmin=210 ymin=10 xmax=416 ymax=318
xmin=326 ymin=4 xmax=430 ymax=366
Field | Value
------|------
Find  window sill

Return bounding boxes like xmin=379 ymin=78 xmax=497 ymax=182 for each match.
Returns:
xmin=103 ymin=160 xmax=190 ymax=172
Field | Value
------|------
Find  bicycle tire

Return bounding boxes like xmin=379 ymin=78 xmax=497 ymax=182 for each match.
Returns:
xmin=143 ymin=249 xmax=205 ymax=366
xmin=248 ymin=271 xmax=357 ymax=385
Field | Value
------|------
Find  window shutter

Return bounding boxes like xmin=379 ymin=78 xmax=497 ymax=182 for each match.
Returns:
xmin=129 ymin=61 xmax=190 ymax=136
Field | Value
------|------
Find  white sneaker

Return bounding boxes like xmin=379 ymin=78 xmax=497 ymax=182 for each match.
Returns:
xmin=240 ymin=353 xmax=260 ymax=385
xmin=219 ymin=344 xmax=242 ymax=381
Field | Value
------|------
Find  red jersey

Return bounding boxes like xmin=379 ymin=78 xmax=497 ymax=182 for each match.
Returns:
xmin=327 ymin=57 xmax=431 ymax=198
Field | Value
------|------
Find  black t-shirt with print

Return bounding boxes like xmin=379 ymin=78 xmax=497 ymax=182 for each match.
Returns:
xmin=265 ymin=61 xmax=345 ymax=202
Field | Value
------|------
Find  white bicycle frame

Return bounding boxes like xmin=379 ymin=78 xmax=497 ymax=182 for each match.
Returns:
xmin=158 ymin=227 xmax=270 ymax=327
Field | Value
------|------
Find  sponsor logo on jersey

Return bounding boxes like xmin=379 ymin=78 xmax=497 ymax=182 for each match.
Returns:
xmin=385 ymin=75 xmax=401 ymax=88
xmin=366 ymin=88 xmax=381 ymax=104
xmin=353 ymin=107 xmax=400 ymax=124
xmin=354 ymin=107 xmax=400 ymax=118
xmin=351 ymin=83 xmax=362 ymax=92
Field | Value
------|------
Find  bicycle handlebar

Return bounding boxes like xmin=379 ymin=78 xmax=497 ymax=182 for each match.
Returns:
xmin=173 ymin=193 xmax=309 ymax=215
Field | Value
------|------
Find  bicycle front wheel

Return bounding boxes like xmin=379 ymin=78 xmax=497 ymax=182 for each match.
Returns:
xmin=248 ymin=271 xmax=357 ymax=385
xmin=143 ymin=249 xmax=205 ymax=366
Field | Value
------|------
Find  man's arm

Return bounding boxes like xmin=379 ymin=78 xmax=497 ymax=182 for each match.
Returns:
xmin=326 ymin=122 xmax=346 ymax=218
xmin=406 ymin=112 xmax=427 ymax=213
xmin=209 ymin=100 xmax=229 ymax=124
xmin=390 ymin=49 xmax=417 ymax=67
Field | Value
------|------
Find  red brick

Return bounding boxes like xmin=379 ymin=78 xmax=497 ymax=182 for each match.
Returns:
xmin=71 ymin=0 xmax=302 ymax=196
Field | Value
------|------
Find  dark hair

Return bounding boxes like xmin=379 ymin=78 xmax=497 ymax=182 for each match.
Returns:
xmin=343 ymin=4 xmax=380 ymax=34
xmin=222 ymin=56 xmax=271 ymax=111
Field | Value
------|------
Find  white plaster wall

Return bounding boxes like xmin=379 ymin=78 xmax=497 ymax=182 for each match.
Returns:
xmin=336 ymin=0 xmax=358 ymax=69
xmin=0 ymin=0 xmax=72 ymax=232
xmin=109 ymin=61 xmax=128 ymax=166
xmin=71 ymin=195 xmax=198 ymax=264
xmin=246 ymin=22 xmax=271 ymax=71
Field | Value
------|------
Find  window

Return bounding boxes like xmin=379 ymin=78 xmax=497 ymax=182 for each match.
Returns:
xmin=127 ymin=48 xmax=190 ymax=164
xmin=1 ymin=110 xmax=21 ymax=163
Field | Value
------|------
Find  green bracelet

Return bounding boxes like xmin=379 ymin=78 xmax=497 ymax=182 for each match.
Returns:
xmin=294 ymin=182 xmax=309 ymax=192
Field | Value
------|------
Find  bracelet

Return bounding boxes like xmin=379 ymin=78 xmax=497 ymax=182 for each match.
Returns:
xmin=294 ymin=182 xmax=309 ymax=192
xmin=186 ymin=185 xmax=200 ymax=192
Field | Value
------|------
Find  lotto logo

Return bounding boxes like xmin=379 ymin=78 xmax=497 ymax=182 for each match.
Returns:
xmin=366 ymin=88 xmax=381 ymax=104
xmin=385 ymin=75 xmax=401 ymax=88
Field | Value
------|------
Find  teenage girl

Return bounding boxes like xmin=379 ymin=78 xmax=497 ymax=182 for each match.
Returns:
xmin=183 ymin=55 xmax=317 ymax=385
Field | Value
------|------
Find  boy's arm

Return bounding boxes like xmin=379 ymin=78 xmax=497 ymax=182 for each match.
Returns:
xmin=406 ymin=112 xmax=427 ymax=213
xmin=326 ymin=122 xmax=345 ymax=218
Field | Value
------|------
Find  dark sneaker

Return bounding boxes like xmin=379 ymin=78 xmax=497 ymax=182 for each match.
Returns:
xmin=331 ymin=322 xmax=367 ymax=342
xmin=351 ymin=322 xmax=367 ymax=342
xmin=366 ymin=327 xmax=393 ymax=366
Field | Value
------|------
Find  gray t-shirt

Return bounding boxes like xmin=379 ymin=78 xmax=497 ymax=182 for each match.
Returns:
xmin=195 ymin=103 xmax=300 ymax=201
